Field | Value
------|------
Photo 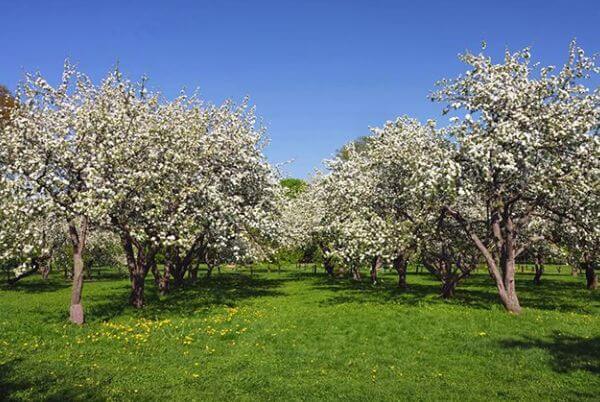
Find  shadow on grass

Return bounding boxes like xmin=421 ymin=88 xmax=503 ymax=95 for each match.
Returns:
xmin=500 ymin=332 xmax=600 ymax=374
xmin=86 ymin=272 xmax=287 ymax=322
xmin=0 ymin=268 xmax=128 ymax=294
xmin=0 ymin=277 xmax=71 ymax=294
xmin=0 ymin=358 xmax=108 ymax=401
xmin=295 ymin=271 xmax=598 ymax=313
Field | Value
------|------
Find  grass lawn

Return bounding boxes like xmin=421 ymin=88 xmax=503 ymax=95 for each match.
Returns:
xmin=1 ymin=265 xmax=599 ymax=401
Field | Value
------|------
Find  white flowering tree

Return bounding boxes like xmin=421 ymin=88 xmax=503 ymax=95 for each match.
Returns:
xmin=156 ymin=122 xmax=283 ymax=291
xmin=98 ymin=91 xmax=283 ymax=306
xmin=310 ymin=117 xmax=458 ymax=287
xmin=432 ymin=41 xmax=599 ymax=313
xmin=549 ymin=176 xmax=600 ymax=289
xmin=0 ymin=64 xmax=127 ymax=323
xmin=282 ymin=173 xmax=341 ymax=277
xmin=0 ymin=176 xmax=60 ymax=282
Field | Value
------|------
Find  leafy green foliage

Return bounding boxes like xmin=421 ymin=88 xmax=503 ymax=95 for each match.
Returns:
xmin=280 ymin=178 xmax=308 ymax=199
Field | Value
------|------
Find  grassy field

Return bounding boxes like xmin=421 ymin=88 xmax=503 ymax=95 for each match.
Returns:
xmin=0 ymin=265 xmax=599 ymax=401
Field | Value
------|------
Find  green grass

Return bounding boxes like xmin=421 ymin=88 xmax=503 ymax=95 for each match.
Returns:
xmin=1 ymin=265 xmax=599 ymax=401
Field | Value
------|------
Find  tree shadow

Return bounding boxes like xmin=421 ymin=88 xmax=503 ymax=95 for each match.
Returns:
xmin=297 ymin=271 xmax=598 ymax=313
xmin=0 ymin=358 xmax=108 ymax=401
xmin=86 ymin=272 xmax=287 ymax=322
xmin=0 ymin=277 xmax=71 ymax=293
xmin=0 ymin=268 xmax=128 ymax=294
xmin=500 ymin=332 xmax=600 ymax=374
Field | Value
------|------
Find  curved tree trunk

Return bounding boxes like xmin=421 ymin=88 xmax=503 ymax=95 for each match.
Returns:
xmin=444 ymin=206 xmax=521 ymax=314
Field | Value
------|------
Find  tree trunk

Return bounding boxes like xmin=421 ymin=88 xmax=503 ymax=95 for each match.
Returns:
xmin=158 ymin=263 xmax=171 ymax=296
xmin=130 ymin=271 xmax=145 ymax=308
xmin=119 ymin=230 xmax=156 ymax=308
xmin=350 ymin=265 xmax=361 ymax=281
xmin=444 ymin=206 xmax=521 ymax=314
xmin=68 ymin=218 xmax=88 ymax=325
xmin=150 ymin=260 xmax=160 ymax=287
xmin=533 ymin=256 xmax=543 ymax=286
xmin=585 ymin=263 xmax=598 ymax=290
xmin=173 ymin=269 xmax=185 ymax=287
xmin=393 ymin=255 xmax=407 ymax=289
xmin=189 ymin=264 xmax=198 ymax=281
xmin=499 ymin=219 xmax=521 ymax=314
xmin=370 ymin=255 xmax=382 ymax=284
xmin=441 ymin=280 xmax=456 ymax=299
xmin=39 ymin=257 xmax=52 ymax=280
xmin=8 ymin=262 xmax=40 ymax=284
xmin=323 ymin=257 xmax=335 ymax=277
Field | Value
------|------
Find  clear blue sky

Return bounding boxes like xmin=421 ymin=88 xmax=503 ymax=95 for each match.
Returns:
xmin=2 ymin=0 xmax=598 ymax=178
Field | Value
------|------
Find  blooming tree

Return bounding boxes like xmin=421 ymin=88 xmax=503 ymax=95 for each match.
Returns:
xmin=0 ymin=64 xmax=124 ymax=323
xmin=432 ymin=41 xmax=599 ymax=313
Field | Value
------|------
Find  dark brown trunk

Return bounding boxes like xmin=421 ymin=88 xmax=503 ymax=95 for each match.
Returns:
xmin=533 ymin=267 xmax=543 ymax=285
xmin=323 ymin=257 xmax=335 ymax=277
xmin=585 ymin=263 xmax=598 ymax=290
xmin=441 ymin=280 xmax=456 ymax=299
xmin=189 ymin=265 xmax=198 ymax=281
xmin=119 ymin=230 xmax=156 ymax=308
xmin=393 ymin=255 xmax=407 ymax=289
xmin=533 ymin=256 xmax=543 ymax=286
xmin=173 ymin=268 xmax=185 ymax=287
xmin=130 ymin=272 xmax=145 ymax=308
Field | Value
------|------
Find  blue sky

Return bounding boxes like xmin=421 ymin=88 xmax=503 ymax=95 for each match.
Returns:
xmin=2 ymin=0 xmax=598 ymax=178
